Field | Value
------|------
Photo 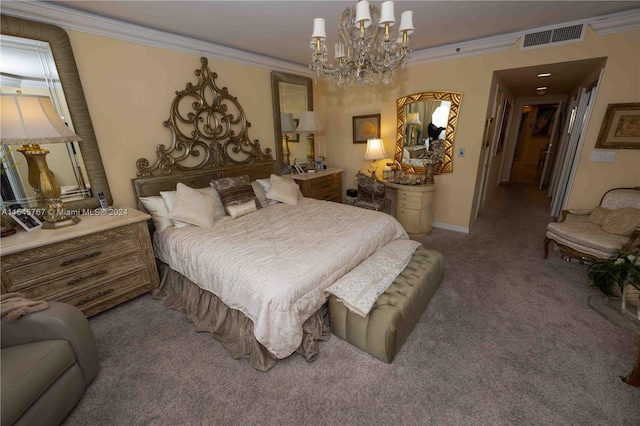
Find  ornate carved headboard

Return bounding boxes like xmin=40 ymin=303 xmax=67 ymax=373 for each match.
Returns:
xmin=132 ymin=57 xmax=276 ymax=208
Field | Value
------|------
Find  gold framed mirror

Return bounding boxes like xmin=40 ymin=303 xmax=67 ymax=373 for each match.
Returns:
xmin=271 ymin=71 xmax=313 ymax=173
xmin=395 ymin=91 xmax=463 ymax=175
xmin=1 ymin=15 xmax=112 ymax=210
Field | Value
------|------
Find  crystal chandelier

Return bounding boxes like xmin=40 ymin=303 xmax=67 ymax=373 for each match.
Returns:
xmin=309 ymin=0 xmax=414 ymax=87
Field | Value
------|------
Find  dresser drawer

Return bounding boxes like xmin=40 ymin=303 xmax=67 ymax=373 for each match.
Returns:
xmin=2 ymin=235 xmax=140 ymax=288
xmin=397 ymin=190 xmax=423 ymax=203
xmin=53 ymin=269 xmax=153 ymax=316
xmin=1 ymin=212 xmax=160 ymax=317
xmin=397 ymin=198 xmax=423 ymax=209
xmin=13 ymin=252 xmax=147 ymax=299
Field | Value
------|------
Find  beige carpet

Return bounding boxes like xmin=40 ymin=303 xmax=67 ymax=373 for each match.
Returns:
xmin=63 ymin=183 xmax=639 ymax=425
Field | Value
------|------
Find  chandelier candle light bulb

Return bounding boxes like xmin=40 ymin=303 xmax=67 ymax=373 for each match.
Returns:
xmin=310 ymin=0 xmax=414 ymax=87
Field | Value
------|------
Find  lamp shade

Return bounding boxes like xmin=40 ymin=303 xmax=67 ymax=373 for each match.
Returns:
xmin=406 ymin=112 xmax=421 ymax=125
xmin=364 ymin=138 xmax=388 ymax=160
xmin=1 ymin=94 xmax=81 ymax=145
xmin=280 ymin=112 xmax=297 ymax=133
xmin=295 ymin=111 xmax=324 ymax=134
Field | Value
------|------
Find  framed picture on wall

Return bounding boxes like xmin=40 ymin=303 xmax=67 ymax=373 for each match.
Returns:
xmin=595 ymin=103 xmax=640 ymax=149
xmin=353 ymin=114 xmax=381 ymax=143
xmin=482 ymin=117 xmax=495 ymax=148
xmin=531 ymin=104 xmax=558 ymax=137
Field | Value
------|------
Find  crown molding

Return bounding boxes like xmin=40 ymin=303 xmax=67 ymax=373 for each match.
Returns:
xmin=590 ymin=9 xmax=640 ymax=35
xmin=411 ymin=32 xmax=520 ymax=65
xmin=0 ymin=1 xmax=311 ymax=76
xmin=2 ymin=2 xmax=638 ymax=72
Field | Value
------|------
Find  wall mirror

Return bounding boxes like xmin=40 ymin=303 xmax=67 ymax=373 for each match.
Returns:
xmin=395 ymin=91 xmax=463 ymax=175
xmin=1 ymin=15 xmax=111 ymax=210
xmin=271 ymin=71 xmax=313 ymax=173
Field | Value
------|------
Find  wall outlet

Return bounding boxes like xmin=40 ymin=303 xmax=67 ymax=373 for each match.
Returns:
xmin=458 ymin=148 xmax=465 ymax=157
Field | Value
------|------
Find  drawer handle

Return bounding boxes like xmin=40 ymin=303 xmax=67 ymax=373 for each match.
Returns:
xmin=61 ymin=251 xmax=102 ymax=267
xmin=76 ymin=288 xmax=114 ymax=307
xmin=67 ymin=269 xmax=108 ymax=286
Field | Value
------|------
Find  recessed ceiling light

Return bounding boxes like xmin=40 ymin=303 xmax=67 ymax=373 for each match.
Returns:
xmin=537 ymin=72 xmax=552 ymax=77
xmin=537 ymin=86 xmax=548 ymax=90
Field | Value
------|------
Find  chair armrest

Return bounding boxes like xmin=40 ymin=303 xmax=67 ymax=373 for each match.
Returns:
xmin=1 ymin=301 xmax=98 ymax=385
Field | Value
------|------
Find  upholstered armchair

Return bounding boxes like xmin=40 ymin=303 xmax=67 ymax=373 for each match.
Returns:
xmin=1 ymin=301 xmax=99 ymax=426
xmin=353 ymin=172 xmax=391 ymax=214
xmin=543 ymin=187 xmax=640 ymax=262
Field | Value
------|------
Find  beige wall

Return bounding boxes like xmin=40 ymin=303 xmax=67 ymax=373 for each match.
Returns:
xmin=316 ymin=27 xmax=640 ymax=231
xmin=67 ymin=31 xmax=275 ymax=209
xmin=61 ymin=26 xmax=638 ymax=228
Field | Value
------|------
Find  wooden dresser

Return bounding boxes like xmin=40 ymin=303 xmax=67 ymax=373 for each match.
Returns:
xmin=384 ymin=181 xmax=437 ymax=235
xmin=290 ymin=168 xmax=343 ymax=202
xmin=1 ymin=208 xmax=159 ymax=317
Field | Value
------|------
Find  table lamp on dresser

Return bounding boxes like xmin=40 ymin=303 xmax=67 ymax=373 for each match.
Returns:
xmin=1 ymin=93 xmax=82 ymax=229
xmin=364 ymin=138 xmax=389 ymax=178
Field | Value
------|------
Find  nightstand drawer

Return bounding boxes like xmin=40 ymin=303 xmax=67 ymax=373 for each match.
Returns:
xmin=307 ymin=173 xmax=340 ymax=191
xmin=2 ymin=235 xmax=140 ymax=288
xmin=292 ymin=169 xmax=343 ymax=202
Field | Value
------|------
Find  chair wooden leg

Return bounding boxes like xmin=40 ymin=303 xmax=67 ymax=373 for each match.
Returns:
xmin=543 ymin=237 xmax=552 ymax=259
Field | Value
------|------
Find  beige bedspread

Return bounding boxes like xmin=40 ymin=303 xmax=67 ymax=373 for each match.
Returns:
xmin=153 ymin=197 xmax=408 ymax=358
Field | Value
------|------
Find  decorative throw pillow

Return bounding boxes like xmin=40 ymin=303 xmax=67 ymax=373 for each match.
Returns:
xmin=266 ymin=174 xmax=299 ymax=205
xmin=168 ymin=183 xmax=216 ymax=228
xmin=211 ymin=175 xmax=261 ymax=214
xmin=140 ymin=196 xmax=174 ymax=232
xmin=588 ymin=206 xmax=612 ymax=226
xmin=601 ymin=207 xmax=640 ymax=236
xmin=226 ymin=199 xmax=258 ymax=218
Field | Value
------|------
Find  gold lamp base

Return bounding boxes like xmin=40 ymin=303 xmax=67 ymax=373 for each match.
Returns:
xmin=17 ymin=144 xmax=80 ymax=229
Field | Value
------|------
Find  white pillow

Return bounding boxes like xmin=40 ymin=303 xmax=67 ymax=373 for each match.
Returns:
xmin=140 ymin=196 xmax=173 ymax=232
xmin=168 ymin=183 xmax=216 ymax=228
xmin=161 ymin=186 xmax=227 ymax=227
xmin=256 ymin=178 xmax=271 ymax=193
xmin=159 ymin=189 xmax=189 ymax=228
xmin=226 ymin=199 xmax=258 ymax=218
xmin=266 ymin=174 xmax=299 ymax=205
xmin=197 ymin=186 xmax=227 ymax=220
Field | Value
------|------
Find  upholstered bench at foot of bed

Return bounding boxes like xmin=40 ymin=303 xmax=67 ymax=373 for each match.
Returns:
xmin=329 ymin=246 xmax=444 ymax=363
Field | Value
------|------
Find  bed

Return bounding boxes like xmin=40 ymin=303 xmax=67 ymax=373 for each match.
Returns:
xmin=132 ymin=58 xmax=411 ymax=370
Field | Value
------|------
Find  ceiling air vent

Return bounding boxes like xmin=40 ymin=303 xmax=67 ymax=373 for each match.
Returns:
xmin=520 ymin=23 xmax=585 ymax=50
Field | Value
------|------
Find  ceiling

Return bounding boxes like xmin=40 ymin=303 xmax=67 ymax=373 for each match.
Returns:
xmin=6 ymin=1 xmax=640 ymax=97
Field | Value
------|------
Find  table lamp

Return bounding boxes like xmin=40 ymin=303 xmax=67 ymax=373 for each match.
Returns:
xmin=364 ymin=138 xmax=389 ymax=178
xmin=280 ymin=112 xmax=297 ymax=167
xmin=1 ymin=93 xmax=82 ymax=229
xmin=406 ymin=112 xmax=421 ymax=146
xmin=295 ymin=111 xmax=324 ymax=169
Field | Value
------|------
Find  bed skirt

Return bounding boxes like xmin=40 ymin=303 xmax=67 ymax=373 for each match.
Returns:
xmin=152 ymin=261 xmax=330 ymax=371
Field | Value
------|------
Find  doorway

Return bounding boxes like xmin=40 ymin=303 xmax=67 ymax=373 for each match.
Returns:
xmin=474 ymin=57 xmax=607 ymax=224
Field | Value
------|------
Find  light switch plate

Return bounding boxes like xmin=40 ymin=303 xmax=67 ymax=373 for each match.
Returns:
xmin=458 ymin=148 xmax=465 ymax=157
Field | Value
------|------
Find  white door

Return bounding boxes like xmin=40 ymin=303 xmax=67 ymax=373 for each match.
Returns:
xmin=538 ymin=100 xmax=564 ymax=190
xmin=550 ymin=69 xmax=603 ymax=218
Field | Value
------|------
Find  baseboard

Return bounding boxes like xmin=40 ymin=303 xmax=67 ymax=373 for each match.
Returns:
xmin=432 ymin=222 xmax=469 ymax=234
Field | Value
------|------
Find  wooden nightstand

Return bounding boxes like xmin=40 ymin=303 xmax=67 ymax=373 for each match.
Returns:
xmin=384 ymin=181 xmax=437 ymax=235
xmin=1 ymin=208 xmax=159 ymax=317
xmin=289 ymin=168 xmax=343 ymax=202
